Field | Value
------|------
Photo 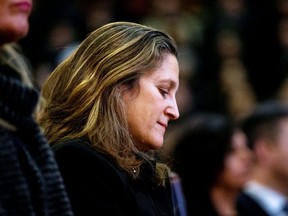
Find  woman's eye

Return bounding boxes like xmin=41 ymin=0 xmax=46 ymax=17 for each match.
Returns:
xmin=159 ymin=88 xmax=168 ymax=97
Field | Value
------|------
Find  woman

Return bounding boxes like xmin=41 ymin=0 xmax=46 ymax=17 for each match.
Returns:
xmin=172 ymin=113 xmax=252 ymax=216
xmin=0 ymin=0 xmax=73 ymax=215
xmin=38 ymin=21 xmax=180 ymax=215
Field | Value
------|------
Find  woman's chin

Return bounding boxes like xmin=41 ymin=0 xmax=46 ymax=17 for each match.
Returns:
xmin=4 ymin=19 xmax=30 ymax=42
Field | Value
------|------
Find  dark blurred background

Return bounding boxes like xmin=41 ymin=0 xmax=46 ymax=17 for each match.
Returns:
xmin=20 ymin=0 xmax=288 ymax=121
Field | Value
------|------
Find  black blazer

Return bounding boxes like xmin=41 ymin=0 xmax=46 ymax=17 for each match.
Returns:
xmin=53 ymin=139 xmax=174 ymax=216
xmin=236 ymin=192 xmax=270 ymax=216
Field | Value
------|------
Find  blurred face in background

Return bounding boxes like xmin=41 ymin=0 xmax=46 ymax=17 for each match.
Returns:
xmin=268 ymin=118 xmax=288 ymax=184
xmin=217 ymin=130 xmax=253 ymax=190
xmin=0 ymin=0 xmax=33 ymax=46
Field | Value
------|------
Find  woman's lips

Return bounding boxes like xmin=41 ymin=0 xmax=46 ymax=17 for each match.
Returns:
xmin=158 ymin=122 xmax=167 ymax=129
xmin=13 ymin=1 xmax=33 ymax=13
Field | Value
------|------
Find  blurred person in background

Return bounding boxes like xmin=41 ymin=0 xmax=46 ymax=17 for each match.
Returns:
xmin=37 ymin=21 xmax=180 ymax=216
xmin=0 ymin=0 xmax=73 ymax=215
xmin=237 ymin=100 xmax=288 ymax=216
xmin=172 ymin=112 xmax=252 ymax=216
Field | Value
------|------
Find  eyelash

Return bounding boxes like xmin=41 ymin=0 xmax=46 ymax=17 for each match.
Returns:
xmin=159 ymin=88 xmax=169 ymax=97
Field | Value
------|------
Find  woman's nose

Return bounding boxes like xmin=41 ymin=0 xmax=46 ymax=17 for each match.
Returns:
xmin=165 ymin=99 xmax=180 ymax=120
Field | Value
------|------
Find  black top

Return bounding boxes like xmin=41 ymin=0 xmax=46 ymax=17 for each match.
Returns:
xmin=53 ymin=139 xmax=174 ymax=216
xmin=0 ymin=62 xmax=73 ymax=215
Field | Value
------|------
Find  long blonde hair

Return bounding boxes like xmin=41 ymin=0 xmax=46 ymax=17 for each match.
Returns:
xmin=38 ymin=22 xmax=178 ymax=184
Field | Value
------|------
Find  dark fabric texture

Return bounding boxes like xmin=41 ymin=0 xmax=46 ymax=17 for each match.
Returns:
xmin=236 ymin=192 xmax=269 ymax=216
xmin=53 ymin=139 xmax=174 ymax=216
xmin=185 ymin=196 xmax=220 ymax=216
xmin=0 ymin=63 xmax=73 ymax=216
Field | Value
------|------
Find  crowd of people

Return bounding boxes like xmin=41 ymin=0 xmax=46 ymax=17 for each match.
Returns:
xmin=2 ymin=0 xmax=288 ymax=215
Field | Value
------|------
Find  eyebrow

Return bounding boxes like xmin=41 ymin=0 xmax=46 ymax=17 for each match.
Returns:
xmin=159 ymin=79 xmax=179 ymax=90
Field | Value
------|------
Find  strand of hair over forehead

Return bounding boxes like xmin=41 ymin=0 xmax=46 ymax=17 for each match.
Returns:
xmin=67 ymin=24 xmax=170 ymax=88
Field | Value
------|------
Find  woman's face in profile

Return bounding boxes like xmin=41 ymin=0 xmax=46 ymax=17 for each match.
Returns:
xmin=122 ymin=54 xmax=180 ymax=151
xmin=0 ymin=0 xmax=33 ymax=46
